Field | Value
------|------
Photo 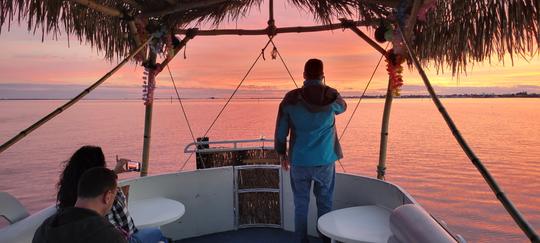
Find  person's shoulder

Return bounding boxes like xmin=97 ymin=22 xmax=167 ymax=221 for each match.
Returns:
xmin=32 ymin=216 xmax=54 ymax=243
xmin=282 ymin=88 xmax=302 ymax=104
xmin=284 ymin=88 xmax=302 ymax=97
xmin=86 ymin=221 xmax=127 ymax=243
xmin=324 ymin=85 xmax=339 ymax=95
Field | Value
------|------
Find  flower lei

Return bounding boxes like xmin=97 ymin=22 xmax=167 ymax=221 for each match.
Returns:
xmin=374 ymin=0 xmax=437 ymax=97
xmin=386 ymin=50 xmax=405 ymax=97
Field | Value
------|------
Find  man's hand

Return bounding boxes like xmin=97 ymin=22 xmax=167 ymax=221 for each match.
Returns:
xmin=279 ymin=154 xmax=289 ymax=171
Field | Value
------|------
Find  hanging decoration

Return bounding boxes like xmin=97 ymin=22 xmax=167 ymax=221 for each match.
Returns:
xmin=374 ymin=0 xmax=436 ymax=97
xmin=142 ymin=67 xmax=156 ymax=105
xmin=149 ymin=27 xmax=168 ymax=56
xmin=140 ymin=26 xmax=172 ymax=105
xmin=271 ymin=46 xmax=278 ymax=59
xmin=385 ymin=49 xmax=405 ymax=96
xmin=374 ymin=23 xmax=392 ymax=43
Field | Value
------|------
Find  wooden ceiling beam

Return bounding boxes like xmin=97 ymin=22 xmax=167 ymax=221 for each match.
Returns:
xmin=175 ymin=20 xmax=375 ymax=36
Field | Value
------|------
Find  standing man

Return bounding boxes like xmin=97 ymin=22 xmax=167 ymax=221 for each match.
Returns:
xmin=275 ymin=58 xmax=347 ymax=243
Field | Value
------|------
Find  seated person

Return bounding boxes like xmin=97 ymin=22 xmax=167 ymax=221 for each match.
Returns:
xmin=56 ymin=145 xmax=167 ymax=243
xmin=33 ymin=167 xmax=126 ymax=243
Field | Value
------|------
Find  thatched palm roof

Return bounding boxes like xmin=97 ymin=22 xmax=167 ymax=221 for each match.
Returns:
xmin=0 ymin=0 xmax=538 ymax=74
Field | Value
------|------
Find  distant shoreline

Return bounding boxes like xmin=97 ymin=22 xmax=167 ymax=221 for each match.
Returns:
xmin=1 ymin=92 xmax=538 ymax=101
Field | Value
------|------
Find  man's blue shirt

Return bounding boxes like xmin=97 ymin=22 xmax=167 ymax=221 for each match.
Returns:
xmin=274 ymin=79 xmax=347 ymax=166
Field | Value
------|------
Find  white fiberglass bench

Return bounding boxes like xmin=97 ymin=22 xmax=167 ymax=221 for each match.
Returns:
xmin=318 ymin=204 xmax=458 ymax=243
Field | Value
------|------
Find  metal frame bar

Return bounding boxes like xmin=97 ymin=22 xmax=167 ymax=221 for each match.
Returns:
xmin=235 ymin=165 xmax=280 ymax=170
xmin=184 ymin=138 xmax=274 ymax=153
xmin=188 ymin=146 xmax=274 ymax=154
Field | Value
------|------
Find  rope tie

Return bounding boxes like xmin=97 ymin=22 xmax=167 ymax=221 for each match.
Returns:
xmin=268 ymin=39 xmax=298 ymax=88
xmin=179 ymin=37 xmax=275 ymax=171
xmin=166 ymin=65 xmax=197 ymax=143
xmin=202 ymin=36 xmax=274 ymax=138
xmin=336 ymin=44 xmax=388 ymax=173
xmin=339 ymin=44 xmax=389 ymax=141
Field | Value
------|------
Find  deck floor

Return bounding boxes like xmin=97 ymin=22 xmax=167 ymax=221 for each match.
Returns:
xmin=175 ymin=228 xmax=324 ymax=243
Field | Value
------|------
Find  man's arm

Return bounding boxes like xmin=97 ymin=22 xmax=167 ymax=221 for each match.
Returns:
xmin=274 ymin=100 xmax=290 ymax=170
xmin=329 ymin=88 xmax=347 ymax=115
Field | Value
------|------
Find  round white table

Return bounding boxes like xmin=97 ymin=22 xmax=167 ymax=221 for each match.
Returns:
xmin=128 ymin=197 xmax=185 ymax=229
xmin=317 ymin=205 xmax=392 ymax=243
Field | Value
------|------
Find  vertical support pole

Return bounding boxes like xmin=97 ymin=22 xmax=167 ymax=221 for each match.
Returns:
xmin=139 ymin=31 xmax=195 ymax=176
xmin=267 ymin=0 xmax=276 ymax=35
xmin=140 ymin=52 xmax=157 ymax=177
xmin=377 ymin=79 xmax=393 ymax=180
xmin=344 ymin=20 xmax=389 ymax=180
xmin=269 ymin=0 xmax=274 ymax=23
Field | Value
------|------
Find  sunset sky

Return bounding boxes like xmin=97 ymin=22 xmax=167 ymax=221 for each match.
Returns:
xmin=0 ymin=1 xmax=539 ymax=99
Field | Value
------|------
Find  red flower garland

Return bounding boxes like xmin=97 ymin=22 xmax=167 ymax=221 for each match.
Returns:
xmin=386 ymin=50 xmax=405 ymax=96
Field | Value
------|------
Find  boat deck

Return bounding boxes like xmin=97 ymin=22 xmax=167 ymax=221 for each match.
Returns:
xmin=175 ymin=228 xmax=324 ymax=243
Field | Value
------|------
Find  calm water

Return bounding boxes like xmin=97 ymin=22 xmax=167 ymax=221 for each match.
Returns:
xmin=0 ymin=98 xmax=539 ymax=242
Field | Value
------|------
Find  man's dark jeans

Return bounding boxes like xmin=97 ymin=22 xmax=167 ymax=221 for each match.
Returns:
xmin=290 ymin=163 xmax=335 ymax=243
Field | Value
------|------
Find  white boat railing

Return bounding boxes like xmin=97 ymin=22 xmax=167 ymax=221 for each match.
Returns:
xmin=184 ymin=138 xmax=275 ymax=153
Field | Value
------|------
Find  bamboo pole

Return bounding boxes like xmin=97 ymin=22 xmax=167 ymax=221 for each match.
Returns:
xmin=140 ymin=32 xmax=194 ymax=177
xmin=175 ymin=20 xmax=375 ymax=36
xmin=400 ymin=31 xmax=540 ymax=243
xmin=140 ymin=52 xmax=157 ymax=177
xmin=140 ymin=0 xmax=229 ymax=18
xmin=68 ymin=0 xmax=123 ymax=17
xmin=0 ymin=37 xmax=152 ymax=155
xmin=377 ymin=79 xmax=393 ymax=180
xmin=158 ymin=32 xmax=196 ymax=73
xmin=344 ymin=19 xmax=390 ymax=179
xmin=127 ymin=19 xmax=146 ymax=61
xmin=269 ymin=0 xmax=274 ymax=25
xmin=341 ymin=19 xmax=387 ymax=56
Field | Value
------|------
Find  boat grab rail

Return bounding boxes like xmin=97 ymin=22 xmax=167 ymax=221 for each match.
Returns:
xmin=184 ymin=138 xmax=275 ymax=153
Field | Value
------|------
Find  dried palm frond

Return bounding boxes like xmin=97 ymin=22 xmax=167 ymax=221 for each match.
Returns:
xmin=0 ymin=0 xmax=538 ymax=74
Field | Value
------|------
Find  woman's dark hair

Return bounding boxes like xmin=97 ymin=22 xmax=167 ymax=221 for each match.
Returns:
xmin=56 ymin=145 xmax=106 ymax=208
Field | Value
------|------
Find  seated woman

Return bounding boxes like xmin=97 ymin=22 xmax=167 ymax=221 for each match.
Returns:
xmin=56 ymin=145 xmax=167 ymax=243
